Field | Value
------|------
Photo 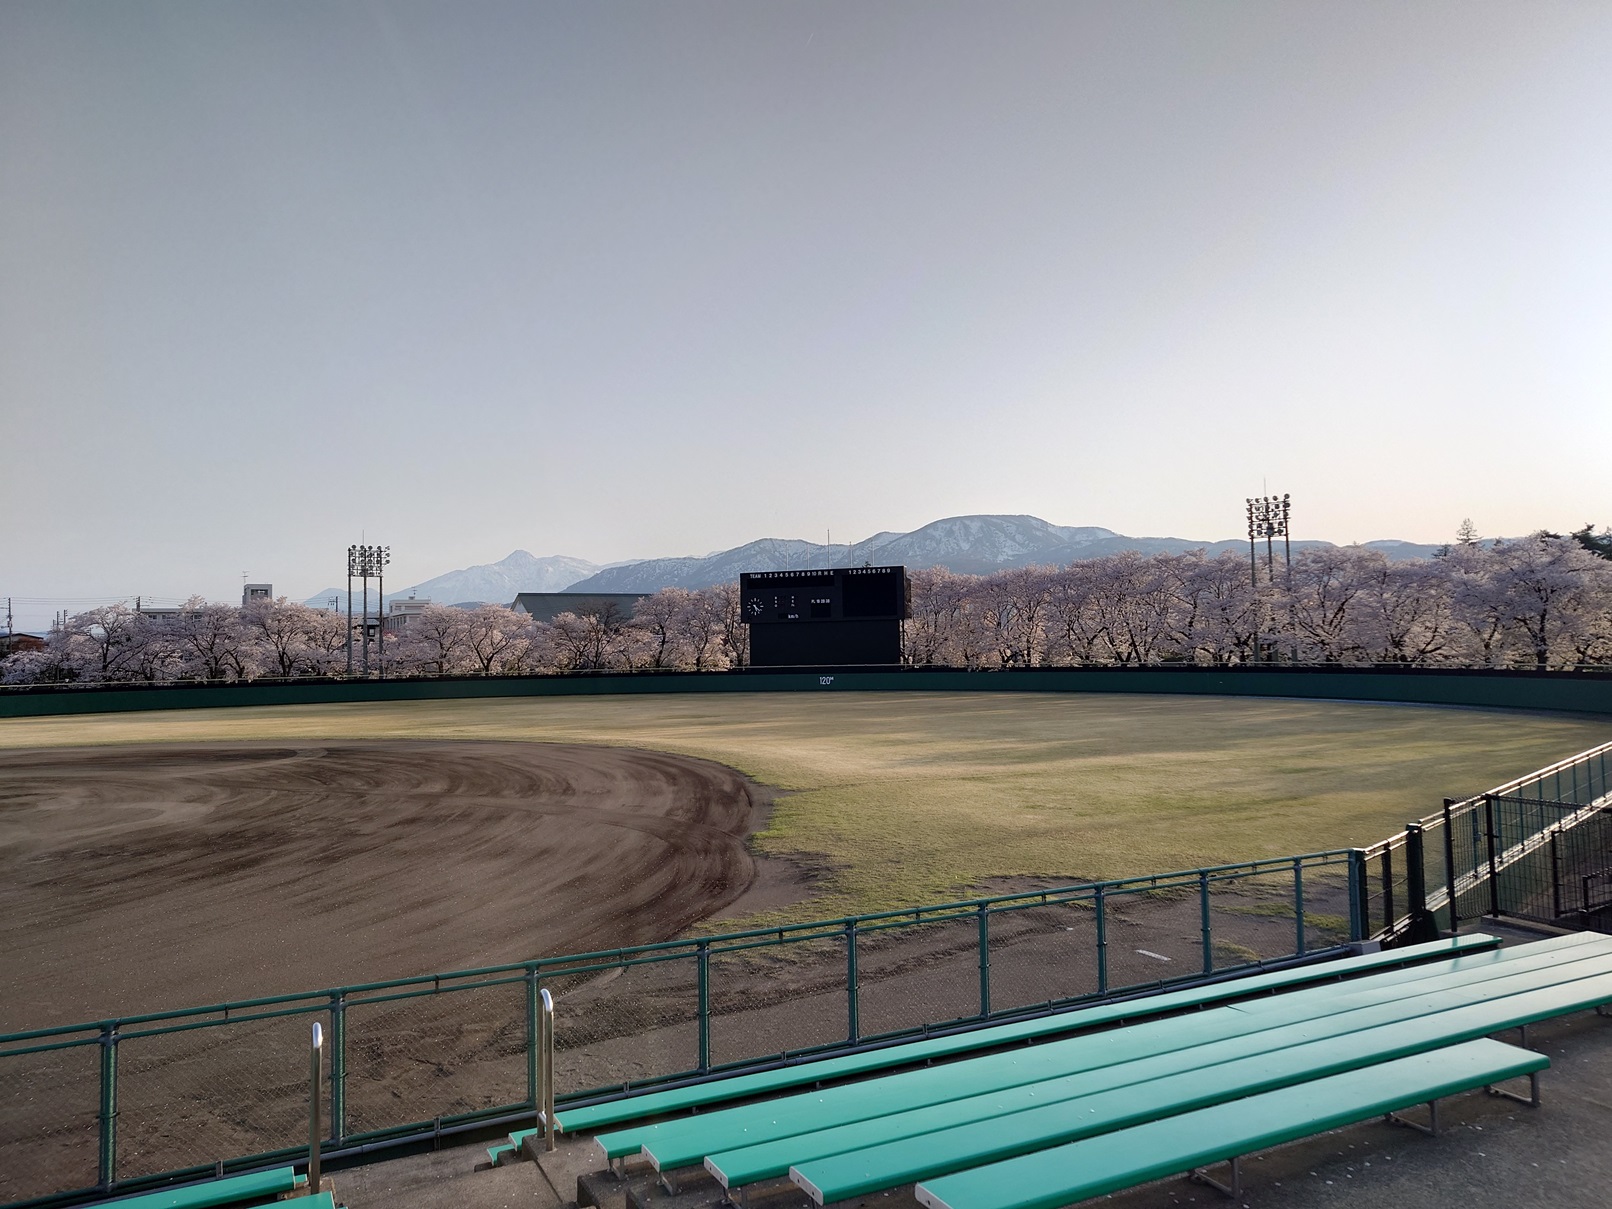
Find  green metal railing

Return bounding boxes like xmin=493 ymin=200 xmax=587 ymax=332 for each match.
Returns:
xmin=0 ymin=851 xmax=1353 ymax=1208
xmin=1355 ymin=740 xmax=1612 ymax=941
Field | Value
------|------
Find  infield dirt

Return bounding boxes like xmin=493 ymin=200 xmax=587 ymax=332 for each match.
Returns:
xmin=0 ymin=741 xmax=781 ymax=1032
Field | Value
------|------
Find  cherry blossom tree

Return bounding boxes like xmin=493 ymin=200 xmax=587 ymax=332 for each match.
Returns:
xmin=667 ymin=588 xmax=724 ymax=670
xmin=978 ymin=566 xmax=1051 ymax=667
xmin=629 ymin=589 xmax=693 ymax=669
xmin=1286 ymin=547 xmax=1382 ymax=663
xmin=459 ymin=604 xmax=531 ymax=675
xmin=242 ymin=598 xmax=328 ymax=677
xmin=1353 ymin=559 xmax=1455 ymax=664
xmin=1088 ymin=553 xmax=1177 ymax=665
xmin=52 ymin=604 xmax=146 ymax=681
xmin=167 ymin=598 xmax=251 ymax=681
xmin=1041 ymin=561 xmax=1110 ymax=666
xmin=1487 ymin=534 xmax=1608 ymax=669
xmin=713 ymin=583 xmax=749 ymax=668
xmin=904 ymin=568 xmax=973 ymax=667
xmin=545 ymin=605 xmax=632 ymax=671
xmin=298 ymin=607 xmax=353 ymax=676
xmin=1168 ymin=551 xmax=1261 ymax=665
xmin=393 ymin=604 xmax=469 ymax=676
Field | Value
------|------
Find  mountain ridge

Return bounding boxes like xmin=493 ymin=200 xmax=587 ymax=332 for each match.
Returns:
xmin=563 ymin=514 xmax=1445 ymax=592
xmin=305 ymin=515 xmax=1446 ymax=605
xmin=304 ymin=550 xmax=601 ymax=610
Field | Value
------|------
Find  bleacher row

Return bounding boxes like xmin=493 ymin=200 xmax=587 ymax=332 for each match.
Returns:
xmin=490 ymin=931 xmax=1612 ymax=1209
xmin=82 ymin=1168 xmax=333 ymax=1209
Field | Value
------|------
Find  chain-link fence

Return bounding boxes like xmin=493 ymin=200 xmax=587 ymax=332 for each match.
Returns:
xmin=1356 ymin=741 xmax=1612 ymax=941
xmin=0 ymin=851 xmax=1353 ymax=1208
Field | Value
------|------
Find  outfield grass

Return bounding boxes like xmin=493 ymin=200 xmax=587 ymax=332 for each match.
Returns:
xmin=1 ymin=692 xmax=1605 ymax=920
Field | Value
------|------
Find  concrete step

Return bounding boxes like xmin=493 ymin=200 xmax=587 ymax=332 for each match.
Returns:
xmin=337 ymin=1143 xmax=563 ymax=1209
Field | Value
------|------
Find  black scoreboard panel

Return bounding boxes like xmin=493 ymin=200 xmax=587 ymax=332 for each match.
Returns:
xmin=749 ymin=620 xmax=903 ymax=667
xmin=740 ymin=566 xmax=910 ymax=624
xmin=740 ymin=566 xmax=909 ymax=667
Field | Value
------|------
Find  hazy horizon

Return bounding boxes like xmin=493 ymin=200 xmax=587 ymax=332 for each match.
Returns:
xmin=6 ymin=3 xmax=1610 ymax=626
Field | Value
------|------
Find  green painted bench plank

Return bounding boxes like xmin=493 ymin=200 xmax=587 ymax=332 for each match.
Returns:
xmin=1228 ymin=932 xmax=1612 ymax=1022
xmin=547 ymin=932 xmax=1499 ymax=1139
xmin=95 ymin=1167 xmax=305 ymax=1209
xmin=614 ymin=935 xmax=1604 ymax=1169
xmin=711 ymin=986 xmax=1574 ymax=1191
xmin=914 ymin=1041 xmax=1548 ymax=1209
xmin=625 ymin=936 xmax=1603 ymax=1167
xmin=790 ymin=975 xmax=1607 ymax=1204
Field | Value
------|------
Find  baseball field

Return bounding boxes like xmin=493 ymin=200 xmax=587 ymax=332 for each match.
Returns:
xmin=2 ymin=691 xmax=1606 ymax=1032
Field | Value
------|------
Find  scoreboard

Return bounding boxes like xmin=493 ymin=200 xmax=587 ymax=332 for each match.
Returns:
xmin=739 ymin=566 xmax=910 ymax=624
xmin=740 ymin=566 xmax=910 ymax=667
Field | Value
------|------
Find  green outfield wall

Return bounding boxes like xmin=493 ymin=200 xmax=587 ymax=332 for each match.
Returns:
xmin=3 ymin=665 xmax=1612 ymax=718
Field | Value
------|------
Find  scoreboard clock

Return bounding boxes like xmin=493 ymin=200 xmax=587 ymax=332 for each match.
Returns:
xmin=739 ymin=566 xmax=910 ymax=667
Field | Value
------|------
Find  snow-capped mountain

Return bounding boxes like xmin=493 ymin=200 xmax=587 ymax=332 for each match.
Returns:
xmin=305 ymin=551 xmax=600 ymax=610
xmin=563 ymin=515 xmax=1444 ymax=592
xmin=302 ymin=517 xmax=1448 ymax=605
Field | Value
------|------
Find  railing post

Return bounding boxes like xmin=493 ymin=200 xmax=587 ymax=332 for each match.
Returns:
xmin=1381 ymin=844 xmax=1395 ymax=934
xmin=1485 ymin=794 xmax=1502 ymax=917
xmin=1348 ymin=849 xmax=1368 ymax=941
xmin=308 ymin=1022 xmax=323 ymax=1195
xmin=1095 ymin=887 xmax=1108 ymax=996
xmin=539 ymin=988 xmax=556 ymax=1152
xmin=96 ymin=1023 xmax=118 ymax=1190
xmin=1551 ymin=832 xmax=1563 ymax=920
xmin=525 ymin=968 xmax=540 ymax=1112
xmin=697 ymin=942 xmax=711 ymax=1073
xmin=1405 ymin=823 xmax=1436 ymax=942
xmin=845 ymin=921 xmax=860 ymax=1046
xmin=1199 ymin=870 xmax=1213 ymax=975
xmin=1293 ymin=858 xmax=1306 ymax=956
xmin=1443 ymin=798 xmax=1459 ymax=932
xmin=977 ymin=904 xmax=991 ymax=1018
xmin=328 ymin=993 xmax=346 ymax=1145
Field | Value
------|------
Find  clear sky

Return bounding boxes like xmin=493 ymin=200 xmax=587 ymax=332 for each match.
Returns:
xmin=4 ymin=1 xmax=1610 ymax=623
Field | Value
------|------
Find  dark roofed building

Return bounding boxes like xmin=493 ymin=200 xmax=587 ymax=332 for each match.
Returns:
xmin=509 ymin=592 xmax=644 ymax=625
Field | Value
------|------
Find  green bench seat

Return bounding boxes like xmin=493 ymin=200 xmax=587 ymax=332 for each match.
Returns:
xmin=785 ymin=972 xmax=1611 ymax=1204
xmin=92 ymin=1167 xmax=305 ymax=1209
xmin=913 ymin=1041 xmax=1547 ymax=1209
xmin=612 ymin=933 xmax=1606 ymax=1172
xmin=498 ymin=933 xmax=1508 ymax=1167
xmin=536 ymin=933 xmax=1499 ymax=1146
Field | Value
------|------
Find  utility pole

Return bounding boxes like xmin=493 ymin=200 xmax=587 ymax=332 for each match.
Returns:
xmin=377 ymin=556 xmax=388 ymax=678
xmin=346 ymin=547 xmax=356 ymax=676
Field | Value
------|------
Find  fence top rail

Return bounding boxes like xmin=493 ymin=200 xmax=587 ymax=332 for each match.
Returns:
xmin=1432 ymin=740 xmax=1612 ymax=822
xmin=1483 ymin=792 xmax=1612 ymax=808
xmin=5 ymin=661 xmax=1612 ymax=697
xmin=0 ymin=848 xmax=1351 ymax=1047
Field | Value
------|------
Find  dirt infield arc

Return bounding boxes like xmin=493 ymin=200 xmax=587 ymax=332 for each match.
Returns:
xmin=0 ymin=741 xmax=769 ymax=1032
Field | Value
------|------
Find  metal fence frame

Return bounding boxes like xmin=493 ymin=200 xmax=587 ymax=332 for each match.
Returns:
xmin=1355 ymin=741 xmax=1612 ymax=942
xmin=1 ymin=852 xmax=1352 ymax=1209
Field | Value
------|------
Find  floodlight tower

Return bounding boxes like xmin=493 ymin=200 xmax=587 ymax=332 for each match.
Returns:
xmin=346 ymin=545 xmax=358 ymax=675
xmin=1244 ymin=493 xmax=1295 ymax=663
xmin=1244 ymin=494 xmax=1293 ymax=587
xmin=345 ymin=544 xmax=390 ymax=676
